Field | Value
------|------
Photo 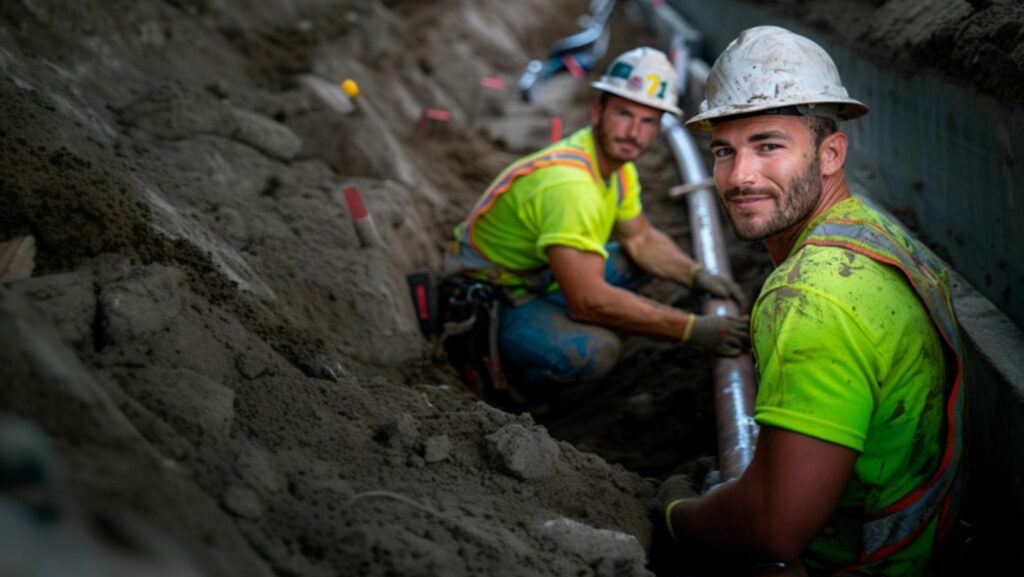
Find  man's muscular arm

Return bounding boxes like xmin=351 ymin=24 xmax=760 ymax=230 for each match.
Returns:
xmin=547 ymin=245 xmax=691 ymax=339
xmin=668 ymin=426 xmax=858 ymax=562
xmin=548 ymin=245 xmax=749 ymax=352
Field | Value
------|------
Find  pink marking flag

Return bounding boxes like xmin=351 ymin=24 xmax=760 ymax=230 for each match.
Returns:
xmin=415 ymin=107 xmax=453 ymax=142
xmin=550 ymin=116 xmax=563 ymax=143
xmin=562 ymin=53 xmax=586 ymax=79
xmin=480 ymin=76 xmax=507 ymax=90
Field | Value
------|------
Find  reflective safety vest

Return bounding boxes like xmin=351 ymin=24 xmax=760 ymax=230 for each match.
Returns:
xmin=798 ymin=214 xmax=966 ymax=571
xmin=444 ymin=139 xmax=632 ymax=294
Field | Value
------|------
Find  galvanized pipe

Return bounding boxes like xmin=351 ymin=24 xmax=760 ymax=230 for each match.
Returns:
xmin=662 ymin=93 xmax=759 ymax=482
xmin=639 ymin=0 xmax=760 ymax=482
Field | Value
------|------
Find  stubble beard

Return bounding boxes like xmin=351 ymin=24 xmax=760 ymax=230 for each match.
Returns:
xmin=725 ymin=155 xmax=823 ymax=242
xmin=594 ymin=117 xmax=645 ymax=164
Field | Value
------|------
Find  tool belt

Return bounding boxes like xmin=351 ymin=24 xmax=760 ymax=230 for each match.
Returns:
xmin=438 ymin=276 xmax=526 ymax=406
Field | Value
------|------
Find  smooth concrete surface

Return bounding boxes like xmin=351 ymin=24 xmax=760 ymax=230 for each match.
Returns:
xmin=666 ymin=0 xmax=1024 ymax=564
xmin=953 ymin=272 xmax=1024 ymax=562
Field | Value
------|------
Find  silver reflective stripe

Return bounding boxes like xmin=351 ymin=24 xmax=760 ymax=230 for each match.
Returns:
xmin=442 ymin=237 xmax=496 ymax=277
xmin=443 ymin=237 xmax=553 ymax=294
xmin=861 ymin=469 xmax=952 ymax=555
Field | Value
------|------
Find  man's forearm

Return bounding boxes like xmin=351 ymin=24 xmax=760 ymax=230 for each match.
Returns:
xmin=667 ymin=426 xmax=856 ymax=564
xmin=619 ymin=226 xmax=698 ymax=286
xmin=670 ymin=478 xmax=788 ymax=562
xmin=568 ymin=282 xmax=692 ymax=339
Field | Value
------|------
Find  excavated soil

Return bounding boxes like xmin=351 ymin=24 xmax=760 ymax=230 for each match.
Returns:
xmin=0 ymin=1 xmax=744 ymax=575
xmin=1 ymin=0 xmax=1016 ymax=575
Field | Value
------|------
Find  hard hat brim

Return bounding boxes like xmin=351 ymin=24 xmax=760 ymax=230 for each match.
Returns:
xmin=684 ymin=98 xmax=869 ymax=132
xmin=591 ymin=81 xmax=684 ymax=117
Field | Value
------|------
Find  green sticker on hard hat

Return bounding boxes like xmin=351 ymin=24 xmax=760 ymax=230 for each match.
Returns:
xmin=608 ymin=62 xmax=633 ymax=80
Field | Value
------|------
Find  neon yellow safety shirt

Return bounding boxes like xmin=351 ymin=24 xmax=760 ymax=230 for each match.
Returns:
xmin=469 ymin=126 xmax=643 ymax=273
xmin=751 ymin=197 xmax=947 ymax=576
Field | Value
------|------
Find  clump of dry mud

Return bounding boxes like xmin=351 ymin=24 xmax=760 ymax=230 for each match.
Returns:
xmin=0 ymin=1 xmax=690 ymax=575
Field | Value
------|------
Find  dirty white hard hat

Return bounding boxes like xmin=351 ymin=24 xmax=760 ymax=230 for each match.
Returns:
xmin=686 ymin=26 xmax=868 ymax=132
xmin=591 ymin=47 xmax=683 ymax=116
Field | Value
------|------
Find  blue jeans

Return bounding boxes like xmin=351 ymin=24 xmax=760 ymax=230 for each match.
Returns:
xmin=498 ymin=243 xmax=644 ymax=390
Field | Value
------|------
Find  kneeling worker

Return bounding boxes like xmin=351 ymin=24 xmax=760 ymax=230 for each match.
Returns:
xmin=441 ymin=47 xmax=749 ymax=403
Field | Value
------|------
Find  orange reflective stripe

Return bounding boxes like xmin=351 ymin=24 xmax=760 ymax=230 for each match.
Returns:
xmin=463 ymin=147 xmax=597 ymax=257
xmin=615 ymin=171 xmax=626 ymax=206
xmin=450 ymin=134 xmax=633 ymax=288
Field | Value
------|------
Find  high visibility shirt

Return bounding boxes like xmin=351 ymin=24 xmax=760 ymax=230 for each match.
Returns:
xmin=452 ymin=126 xmax=642 ymax=287
xmin=752 ymin=196 xmax=963 ymax=575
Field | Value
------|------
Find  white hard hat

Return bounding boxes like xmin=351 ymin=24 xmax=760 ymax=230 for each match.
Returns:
xmin=591 ymin=47 xmax=683 ymax=116
xmin=686 ymin=26 xmax=868 ymax=132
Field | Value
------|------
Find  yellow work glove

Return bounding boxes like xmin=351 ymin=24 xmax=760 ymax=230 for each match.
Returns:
xmin=682 ymin=313 xmax=750 ymax=357
xmin=689 ymin=265 xmax=749 ymax=311
xmin=655 ymin=474 xmax=698 ymax=542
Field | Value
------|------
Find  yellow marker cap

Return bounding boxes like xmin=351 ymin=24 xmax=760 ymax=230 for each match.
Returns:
xmin=341 ymin=78 xmax=360 ymax=98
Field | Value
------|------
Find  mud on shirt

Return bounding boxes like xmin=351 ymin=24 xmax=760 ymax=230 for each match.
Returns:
xmin=751 ymin=197 xmax=947 ymax=576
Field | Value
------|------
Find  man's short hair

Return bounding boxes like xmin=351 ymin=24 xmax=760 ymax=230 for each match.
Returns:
xmin=805 ymin=115 xmax=838 ymax=148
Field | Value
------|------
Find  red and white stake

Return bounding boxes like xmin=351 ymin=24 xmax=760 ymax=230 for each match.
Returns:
xmin=480 ymin=76 xmax=507 ymax=91
xmin=550 ymin=116 xmax=563 ymax=143
xmin=469 ymin=76 xmax=508 ymax=123
xmin=343 ymin=185 xmax=382 ymax=248
xmin=415 ymin=107 xmax=453 ymax=142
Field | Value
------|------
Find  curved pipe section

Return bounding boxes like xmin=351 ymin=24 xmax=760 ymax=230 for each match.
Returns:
xmin=662 ymin=114 xmax=759 ymax=481
xmin=517 ymin=0 xmax=616 ymax=101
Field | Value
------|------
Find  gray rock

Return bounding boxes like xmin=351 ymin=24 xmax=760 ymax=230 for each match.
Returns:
xmin=211 ymin=206 xmax=249 ymax=247
xmin=222 ymin=486 xmax=263 ymax=520
xmin=396 ymin=413 xmax=419 ymax=445
xmin=236 ymin=447 xmax=282 ymax=494
xmin=99 ymin=266 xmax=184 ymax=342
xmin=485 ymin=424 xmax=560 ymax=481
xmin=298 ymin=357 xmax=348 ymax=382
xmin=228 ymin=107 xmax=302 ymax=161
xmin=422 ymin=435 xmax=451 ymax=463
xmin=542 ymin=517 xmax=652 ymax=577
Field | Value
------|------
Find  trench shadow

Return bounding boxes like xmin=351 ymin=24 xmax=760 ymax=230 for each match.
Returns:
xmin=532 ymin=335 xmax=719 ymax=479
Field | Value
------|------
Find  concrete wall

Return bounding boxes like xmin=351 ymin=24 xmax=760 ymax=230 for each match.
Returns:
xmin=664 ymin=0 xmax=1024 ymax=565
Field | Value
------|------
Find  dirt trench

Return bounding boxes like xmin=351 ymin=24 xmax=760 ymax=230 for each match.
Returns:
xmin=0 ymin=1 xmax=778 ymax=575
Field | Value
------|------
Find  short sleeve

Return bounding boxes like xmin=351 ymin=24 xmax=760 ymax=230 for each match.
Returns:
xmin=752 ymin=285 xmax=879 ymax=452
xmin=532 ymin=181 xmax=610 ymax=259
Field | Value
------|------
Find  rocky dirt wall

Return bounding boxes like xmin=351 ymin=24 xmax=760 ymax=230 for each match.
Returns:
xmin=0 ymin=1 xmax=671 ymax=575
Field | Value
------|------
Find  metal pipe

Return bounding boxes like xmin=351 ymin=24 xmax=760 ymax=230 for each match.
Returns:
xmin=662 ymin=83 xmax=759 ymax=482
xmin=639 ymin=0 xmax=760 ymax=482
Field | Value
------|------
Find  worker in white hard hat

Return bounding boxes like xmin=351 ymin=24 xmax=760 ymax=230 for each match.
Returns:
xmin=441 ymin=47 xmax=749 ymax=408
xmin=655 ymin=26 xmax=966 ymax=576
